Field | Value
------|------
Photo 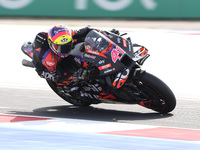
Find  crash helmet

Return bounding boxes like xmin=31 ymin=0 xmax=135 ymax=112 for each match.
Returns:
xmin=48 ymin=25 xmax=73 ymax=58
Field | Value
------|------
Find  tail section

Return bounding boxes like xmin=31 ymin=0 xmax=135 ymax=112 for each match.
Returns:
xmin=21 ymin=42 xmax=35 ymax=68
xmin=21 ymin=42 xmax=34 ymax=59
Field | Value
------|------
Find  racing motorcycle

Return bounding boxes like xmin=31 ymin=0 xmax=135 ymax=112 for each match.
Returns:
xmin=21 ymin=30 xmax=176 ymax=114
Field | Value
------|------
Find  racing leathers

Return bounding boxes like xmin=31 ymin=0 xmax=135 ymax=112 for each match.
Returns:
xmin=31 ymin=26 xmax=119 ymax=99
xmin=32 ymin=26 xmax=93 ymax=88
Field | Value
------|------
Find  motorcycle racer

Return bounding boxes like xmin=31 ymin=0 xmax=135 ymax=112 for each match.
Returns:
xmin=22 ymin=25 xmax=119 ymax=97
xmin=31 ymin=25 xmax=91 ymax=85
xmin=21 ymin=26 xmax=176 ymax=113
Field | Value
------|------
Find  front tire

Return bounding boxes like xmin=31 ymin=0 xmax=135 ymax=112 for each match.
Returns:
xmin=133 ymin=72 xmax=176 ymax=114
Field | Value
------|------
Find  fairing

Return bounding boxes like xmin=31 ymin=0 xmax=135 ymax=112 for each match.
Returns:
xmin=84 ymin=30 xmax=135 ymax=76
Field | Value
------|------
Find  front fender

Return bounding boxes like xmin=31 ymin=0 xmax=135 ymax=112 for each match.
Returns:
xmin=131 ymin=68 xmax=146 ymax=80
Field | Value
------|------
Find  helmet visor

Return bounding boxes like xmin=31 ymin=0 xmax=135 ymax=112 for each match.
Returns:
xmin=51 ymin=41 xmax=73 ymax=58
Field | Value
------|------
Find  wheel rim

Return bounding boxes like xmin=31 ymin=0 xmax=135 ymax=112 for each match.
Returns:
xmin=132 ymin=81 xmax=167 ymax=111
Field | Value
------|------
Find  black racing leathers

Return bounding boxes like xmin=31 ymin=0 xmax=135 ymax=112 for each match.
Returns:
xmin=32 ymin=26 xmax=93 ymax=85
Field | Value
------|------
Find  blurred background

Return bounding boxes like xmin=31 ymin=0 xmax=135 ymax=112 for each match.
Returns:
xmin=0 ymin=0 xmax=200 ymax=19
xmin=0 ymin=0 xmax=200 ymax=29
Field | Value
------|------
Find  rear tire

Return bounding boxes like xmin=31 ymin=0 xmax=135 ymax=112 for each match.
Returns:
xmin=133 ymin=72 xmax=176 ymax=114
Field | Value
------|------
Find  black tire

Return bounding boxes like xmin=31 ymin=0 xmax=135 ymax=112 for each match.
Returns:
xmin=46 ymin=79 xmax=92 ymax=106
xmin=133 ymin=72 xmax=176 ymax=114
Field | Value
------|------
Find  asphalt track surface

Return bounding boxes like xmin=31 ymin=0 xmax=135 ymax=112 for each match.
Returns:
xmin=0 ymin=18 xmax=200 ymax=149
xmin=1 ymin=87 xmax=200 ymax=129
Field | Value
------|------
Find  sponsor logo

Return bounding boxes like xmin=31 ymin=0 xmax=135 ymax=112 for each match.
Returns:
xmin=128 ymin=42 xmax=132 ymax=51
xmin=36 ymin=34 xmax=45 ymax=40
xmin=45 ymin=61 xmax=55 ymax=67
xmin=74 ymin=57 xmax=81 ymax=65
xmin=54 ymin=28 xmax=65 ymax=34
xmin=104 ymin=69 xmax=113 ymax=74
xmin=98 ymin=63 xmax=111 ymax=70
xmin=84 ymin=54 xmax=96 ymax=59
xmin=61 ymin=38 xmax=68 ymax=43
xmin=98 ymin=60 xmax=105 ymax=64
xmin=75 ymin=0 xmax=157 ymax=11
xmin=123 ymin=38 xmax=127 ymax=47
xmin=117 ymin=37 xmax=121 ymax=43
xmin=0 ymin=0 xmax=33 ymax=9
xmin=113 ymin=68 xmax=130 ymax=88
xmin=87 ymin=50 xmax=100 ymax=55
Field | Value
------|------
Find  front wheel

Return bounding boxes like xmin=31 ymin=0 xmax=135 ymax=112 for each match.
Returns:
xmin=132 ymin=72 xmax=176 ymax=114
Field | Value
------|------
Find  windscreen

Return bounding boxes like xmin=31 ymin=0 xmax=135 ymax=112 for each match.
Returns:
xmin=84 ymin=30 xmax=112 ymax=52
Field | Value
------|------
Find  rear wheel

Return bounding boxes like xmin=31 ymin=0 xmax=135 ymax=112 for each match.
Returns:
xmin=132 ymin=72 xmax=176 ymax=114
xmin=46 ymin=79 xmax=92 ymax=106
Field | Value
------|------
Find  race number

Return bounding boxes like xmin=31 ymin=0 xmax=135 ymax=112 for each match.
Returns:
xmin=111 ymin=46 xmax=125 ymax=63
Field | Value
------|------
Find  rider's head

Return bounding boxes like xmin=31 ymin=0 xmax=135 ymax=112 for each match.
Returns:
xmin=48 ymin=25 xmax=73 ymax=58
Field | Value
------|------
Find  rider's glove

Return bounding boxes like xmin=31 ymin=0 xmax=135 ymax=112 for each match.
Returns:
xmin=40 ymin=71 xmax=56 ymax=81
xmin=83 ymin=65 xmax=99 ymax=82
xmin=110 ymin=29 xmax=120 ymax=35
xmin=88 ymin=67 xmax=99 ymax=80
